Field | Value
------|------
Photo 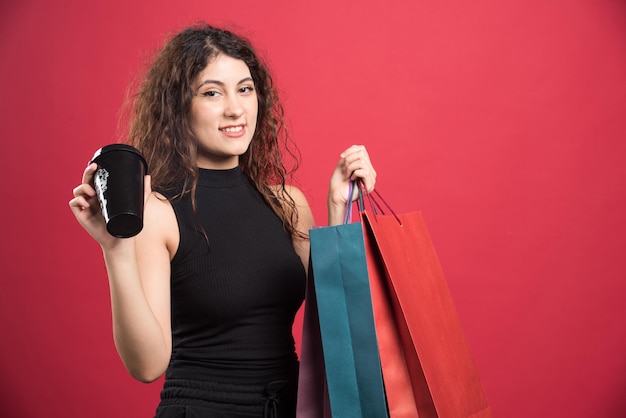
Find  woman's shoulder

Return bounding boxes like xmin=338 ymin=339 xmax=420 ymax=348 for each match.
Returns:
xmin=268 ymin=183 xmax=310 ymax=210
xmin=281 ymin=184 xmax=308 ymax=205
xmin=279 ymin=184 xmax=315 ymax=232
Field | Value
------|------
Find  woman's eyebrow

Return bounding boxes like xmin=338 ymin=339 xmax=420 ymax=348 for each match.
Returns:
xmin=197 ymin=77 xmax=254 ymax=89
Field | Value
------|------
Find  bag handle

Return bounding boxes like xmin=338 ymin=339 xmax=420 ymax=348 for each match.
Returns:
xmin=343 ymin=181 xmax=366 ymax=224
xmin=345 ymin=180 xmax=402 ymax=226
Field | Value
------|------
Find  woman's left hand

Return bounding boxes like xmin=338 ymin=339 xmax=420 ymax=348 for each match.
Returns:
xmin=328 ymin=145 xmax=377 ymax=225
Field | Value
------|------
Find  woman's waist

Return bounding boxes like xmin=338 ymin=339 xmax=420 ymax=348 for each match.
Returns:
xmin=165 ymin=352 xmax=299 ymax=384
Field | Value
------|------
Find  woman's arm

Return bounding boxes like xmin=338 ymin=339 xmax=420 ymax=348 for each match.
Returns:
xmin=284 ymin=185 xmax=315 ymax=271
xmin=69 ymin=163 xmax=176 ymax=382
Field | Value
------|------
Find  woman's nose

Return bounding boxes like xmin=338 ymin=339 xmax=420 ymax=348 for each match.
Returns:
xmin=224 ymin=95 xmax=244 ymax=118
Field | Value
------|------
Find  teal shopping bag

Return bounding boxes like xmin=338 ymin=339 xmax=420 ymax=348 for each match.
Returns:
xmin=307 ymin=222 xmax=389 ymax=418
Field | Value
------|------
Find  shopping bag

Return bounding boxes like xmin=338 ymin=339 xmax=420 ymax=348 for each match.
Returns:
xmin=363 ymin=225 xmax=419 ymax=418
xmin=361 ymin=197 xmax=492 ymax=418
xmin=297 ymin=195 xmax=389 ymax=417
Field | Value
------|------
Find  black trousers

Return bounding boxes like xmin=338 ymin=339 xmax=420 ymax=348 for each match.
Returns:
xmin=155 ymin=378 xmax=297 ymax=418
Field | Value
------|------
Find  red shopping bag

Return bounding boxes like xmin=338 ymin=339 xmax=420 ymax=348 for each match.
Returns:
xmin=360 ymin=189 xmax=492 ymax=418
xmin=364 ymin=228 xmax=419 ymax=417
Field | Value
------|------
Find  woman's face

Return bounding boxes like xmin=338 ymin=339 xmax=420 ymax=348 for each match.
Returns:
xmin=190 ymin=53 xmax=258 ymax=169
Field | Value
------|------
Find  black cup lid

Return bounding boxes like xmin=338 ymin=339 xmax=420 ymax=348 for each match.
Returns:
xmin=91 ymin=143 xmax=148 ymax=172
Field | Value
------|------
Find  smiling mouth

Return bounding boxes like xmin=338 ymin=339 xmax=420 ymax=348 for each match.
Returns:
xmin=220 ymin=126 xmax=244 ymax=133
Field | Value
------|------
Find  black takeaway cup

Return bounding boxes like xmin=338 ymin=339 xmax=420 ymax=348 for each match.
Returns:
xmin=90 ymin=144 xmax=148 ymax=238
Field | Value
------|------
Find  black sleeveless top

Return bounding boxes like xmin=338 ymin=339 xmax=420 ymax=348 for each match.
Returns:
xmin=163 ymin=167 xmax=306 ymax=383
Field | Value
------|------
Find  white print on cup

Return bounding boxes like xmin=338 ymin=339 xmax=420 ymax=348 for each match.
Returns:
xmin=95 ymin=167 xmax=109 ymax=215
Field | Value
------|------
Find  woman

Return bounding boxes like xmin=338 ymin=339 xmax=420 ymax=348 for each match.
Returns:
xmin=69 ymin=23 xmax=376 ymax=417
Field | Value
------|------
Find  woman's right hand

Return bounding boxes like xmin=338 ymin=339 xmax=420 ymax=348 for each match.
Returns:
xmin=69 ymin=162 xmax=153 ymax=248
xmin=69 ymin=162 xmax=115 ymax=247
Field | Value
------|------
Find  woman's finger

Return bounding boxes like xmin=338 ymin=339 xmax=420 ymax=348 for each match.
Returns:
xmin=69 ymin=195 xmax=91 ymax=211
xmin=81 ymin=162 xmax=98 ymax=185
xmin=73 ymin=183 xmax=96 ymax=198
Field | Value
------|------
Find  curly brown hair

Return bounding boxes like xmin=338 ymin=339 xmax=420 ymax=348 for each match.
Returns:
xmin=124 ymin=23 xmax=303 ymax=238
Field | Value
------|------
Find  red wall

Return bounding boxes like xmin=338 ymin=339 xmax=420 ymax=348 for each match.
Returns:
xmin=1 ymin=1 xmax=626 ymax=416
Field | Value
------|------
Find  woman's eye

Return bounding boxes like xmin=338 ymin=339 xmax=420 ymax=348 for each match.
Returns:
xmin=239 ymin=86 xmax=254 ymax=94
xmin=201 ymin=90 xmax=220 ymax=97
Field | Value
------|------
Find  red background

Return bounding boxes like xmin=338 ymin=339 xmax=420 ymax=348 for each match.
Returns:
xmin=1 ymin=1 xmax=626 ymax=417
